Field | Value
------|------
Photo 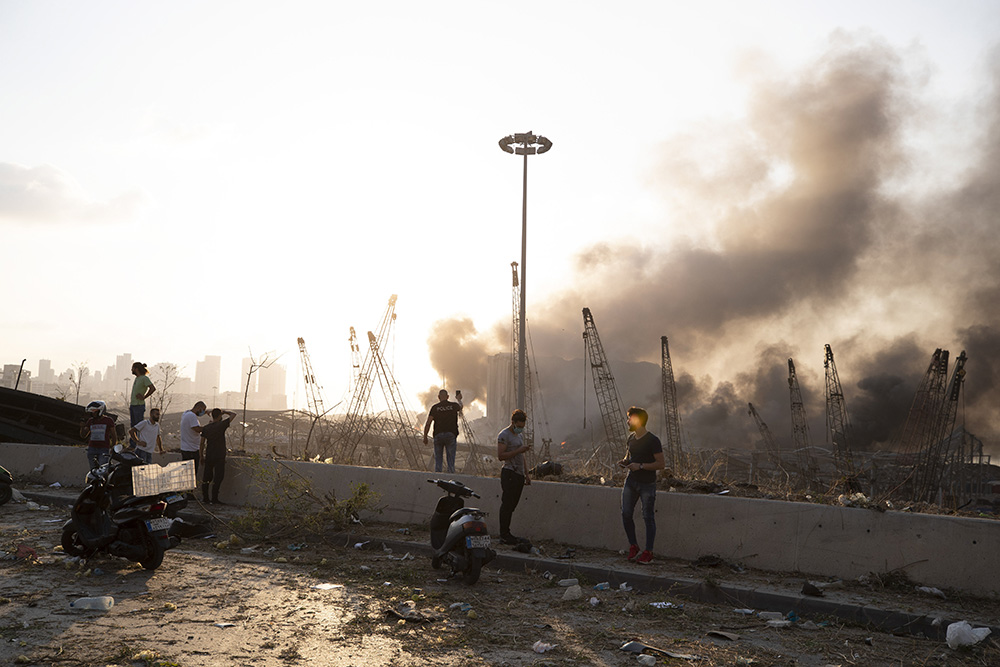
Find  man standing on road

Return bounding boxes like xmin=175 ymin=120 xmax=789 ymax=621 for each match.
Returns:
xmin=199 ymin=408 xmax=236 ymax=504
xmin=129 ymin=362 xmax=156 ymax=447
xmin=180 ymin=401 xmax=207 ymax=476
xmin=422 ymin=389 xmax=463 ymax=473
xmin=618 ymin=406 xmax=665 ymax=564
xmin=128 ymin=407 xmax=163 ymax=465
xmin=80 ymin=400 xmax=118 ymax=470
xmin=497 ymin=409 xmax=531 ymax=545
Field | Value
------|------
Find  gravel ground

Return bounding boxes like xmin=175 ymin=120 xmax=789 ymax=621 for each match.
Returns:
xmin=3 ymin=487 xmax=1000 ymax=667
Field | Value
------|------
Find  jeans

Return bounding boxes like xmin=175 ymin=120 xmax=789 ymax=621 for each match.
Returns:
xmin=433 ymin=432 xmax=457 ymax=473
xmin=622 ymin=478 xmax=657 ymax=551
xmin=500 ymin=468 xmax=525 ymax=537
xmin=129 ymin=404 xmax=145 ymax=447
xmin=86 ymin=446 xmax=110 ymax=470
xmin=134 ymin=449 xmax=153 ymax=465
xmin=202 ymin=457 xmax=226 ymax=502
xmin=181 ymin=450 xmax=200 ymax=476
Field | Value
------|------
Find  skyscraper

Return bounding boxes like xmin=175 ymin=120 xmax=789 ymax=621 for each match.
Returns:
xmin=195 ymin=355 xmax=221 ymax=397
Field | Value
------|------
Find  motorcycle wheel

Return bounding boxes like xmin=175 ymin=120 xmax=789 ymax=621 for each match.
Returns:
xmin=0 ymin=484 xmax=11 ymax=506
xmin=139 ymin=532 xmax=165 ymax=570
xmin=462 ymin=555 xmax=482 ymax=585
xmin=61 ymin=526 xmax=94 ymax=558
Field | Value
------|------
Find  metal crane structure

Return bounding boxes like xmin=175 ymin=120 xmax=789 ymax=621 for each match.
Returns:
xmin=367 ymin=330 xmax=424 ymax=470
xmin=348 ymin=327 xmax=362 ymax=395
xmin=788 ymin=358 xmax=817 ymax=485
xmin=459 ymin=410 xmax=489 ymax=476
xmin=747 ymin=402 xmax=782 ymax=472
xmin=582 ymin=308 xmax=629 ymax=471
xmin=659 ymin=336 xmax=684 ymax=472
xmin=510 ymin=261 xmax=537 ymax=471
xmin=890 ymin=349 xmax=950 ymax=497
xmin=296 ymin=337 xmax=330 ymax=457
xmin=335 ymin=295 xmax=399 ymax=464
xmin=915 ymin=350 xmax=967 ymax=503
xmin=823 ymin=344 xmax=857 ymax=482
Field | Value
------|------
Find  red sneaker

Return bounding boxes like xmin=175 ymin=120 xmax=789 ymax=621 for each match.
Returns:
xmin=637 ymin=550 xmax=654 ymax=564
xmin=627 ymin=544 xmax=640 ymax=561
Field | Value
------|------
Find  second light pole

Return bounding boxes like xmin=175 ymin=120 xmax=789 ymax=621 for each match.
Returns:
xmin=498 ymin=131 xmax=552 ymax=411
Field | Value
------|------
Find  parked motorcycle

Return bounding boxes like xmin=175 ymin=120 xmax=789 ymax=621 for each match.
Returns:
xmin=427 ymin=478 xmax=496 ymax=585
xmin=0 ymin=465 xmax=12 ymax=506
xmin=61 ymin=445 xmax=187 ymax=570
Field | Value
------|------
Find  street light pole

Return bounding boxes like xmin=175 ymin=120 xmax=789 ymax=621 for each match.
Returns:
xmin=498 ymin=131 xmax=552 ymax=411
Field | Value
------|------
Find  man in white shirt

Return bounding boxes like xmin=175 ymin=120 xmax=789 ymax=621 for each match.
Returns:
xmin=128 ymin=407 xmax=163 ymax=465
xmin=180 ymin=401 xmax=207 ymax=475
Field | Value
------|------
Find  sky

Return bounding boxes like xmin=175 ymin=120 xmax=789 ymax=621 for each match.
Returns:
xmin=3 ymin=1 xmax=1000 ymax=450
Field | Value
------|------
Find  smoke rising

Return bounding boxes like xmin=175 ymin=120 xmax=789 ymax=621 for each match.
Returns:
xmin=426 ymin=34 xmax=1000 ymax=453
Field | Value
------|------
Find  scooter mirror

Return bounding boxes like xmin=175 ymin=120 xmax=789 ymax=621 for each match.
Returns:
xmin=113 ymin=444 xmax=124 ymax=453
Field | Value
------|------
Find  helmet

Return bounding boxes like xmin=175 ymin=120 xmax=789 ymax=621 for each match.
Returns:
xmin=85 ymin=400 xmax=107 ymax=418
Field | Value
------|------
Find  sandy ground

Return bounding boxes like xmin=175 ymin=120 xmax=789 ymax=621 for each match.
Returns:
xmin=3 ymin=489 xmax=1000 ymax=667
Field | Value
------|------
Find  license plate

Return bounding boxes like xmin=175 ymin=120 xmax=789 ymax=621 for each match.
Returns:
xmin=164 ymin=494 xmax=185 ymax=504
xmin=466 ymin=535 xmax=490 ymax=549
xmin=145 ymin=517 xmax=172 ymax=532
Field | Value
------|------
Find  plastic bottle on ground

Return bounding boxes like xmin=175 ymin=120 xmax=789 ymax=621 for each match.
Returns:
xmin=70 ymin=596 xmax=114 ymax=610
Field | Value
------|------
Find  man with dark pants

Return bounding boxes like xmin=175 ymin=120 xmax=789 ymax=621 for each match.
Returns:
xmin=497 ymin=409 xmax=531 ymax=545
xmin=180 ymin=401 xmax=206 ymax=476
xmin=422 ymin=389 xmax=463 ymax=473
xmin=618 ymin=406 xmax=665 ymax=564
xmin=199 ymin=408 xmax=235 ymax=504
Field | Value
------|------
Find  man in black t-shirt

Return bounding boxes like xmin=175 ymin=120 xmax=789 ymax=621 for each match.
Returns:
xmin=199 ymin=408 xmax=236 ymax=504
xmin=422 ymin=389 xmax=463 ymax=473
xmin=617 ymin=406 xmax=665 ymax=564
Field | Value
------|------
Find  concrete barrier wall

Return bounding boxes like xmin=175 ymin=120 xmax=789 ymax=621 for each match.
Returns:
xmin=4 ymin=442 xmax=998 ymax=596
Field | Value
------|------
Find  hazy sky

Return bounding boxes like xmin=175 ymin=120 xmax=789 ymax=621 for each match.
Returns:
xmin=3 ymin=1 xmax=999 ymax=439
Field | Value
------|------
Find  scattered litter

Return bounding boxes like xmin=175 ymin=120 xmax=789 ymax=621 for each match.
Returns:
xmin=620 ymin=640 xmax=701 ymax=660
xmin=387 ymin=600 xmax=439 ymax=623
xmin=436 ymin=578 xmax=447 ymax=583
xmin=48 ymin=481 xmax=61 ymax=488
xmin=382 ymin=543 xmax=392 ymax=553
xmin=274 ymin=556 xmax=288 ymax=563
xmin=590 ymin=597 xmax=601 ymax=606
xmin=33 ymin=464 xmax=45 ymax=473
xmin=92 ymin=568 xmax=105 ymax=576
xmin=287 ymin=543 xmax=307 ymax=551
xmin=715 ymin=489 xmax=730 ymax=495
xmin=14 ymin=544 xmax=38 ymax=562
xmin=561 ymin=585 xmax=582 ymax=601
xmin=593 ymin=582 xmax=610 ymax=590
xmin=354 ymin=541 xmax=370 ymax=550
xmin=43 ymin=519 xmax=64 ymax=523
xmin=532 ymin=640 xmax=557 ymax=653
xmin=310 ymin=583 xmax=344 ymax=590
xmin=649 ymin=602 xmax=683 ymax=609
xmin=619 ymin=582 xmax=633 ymax=592
xmin=556 ymin=548 xmax=576 ymax=559
xmin=816 ymin=580 xmax=844 ymax=591
xmin=916 ymin=586 xmax=947 ymax=599
xmin=396 ymin=527 xmax=410 ymax=535
xmin=801 ymin=582 xmax=823 ymax=597
xmin=382 ymin=581 xmax=392 ymax=586
xmin=734 ymin=608 xmax=755 ymax=615
xmin=766 ymin=620 xmax=792 ymax=628
xmin=758 ymin=611 xmax=784 ymax=621
xmin=946 ymin=621 xmax=991 ymax=649
xmin=213 ymin=622 xmax=236 ymax=628
xmin=449 ymin=602 xmax=472 ymax=612
xmin=467 ymin=609 xmax=478 ymax=619
xmin=264 ymin=546 xmax=277 ymax=554
xmin=542 ymin=571 xmax=554 ymax=580
xmin=637 ymin=655 xmax=657 ymax=666
xmin=388 ymin=552 xmax=414 ymax=561
xmin=799 ymin=621 xmax=820 ymax=630
xmin=530 ymin=546 xmax=541 ymax=556
xmin=360 ymin=566 xmax=371 ymax=572
xmin=26 ymin=502 xmax=40 ymax=510
xmin=557 ymin=578 xmax=578 ymax=587
xmin=70 ymin=596 xmax=114 ymax=610
xmin=240 ymin=546 xmax=258 ymax=554
xmin=707 ymin=630 xmax=739 ymax=640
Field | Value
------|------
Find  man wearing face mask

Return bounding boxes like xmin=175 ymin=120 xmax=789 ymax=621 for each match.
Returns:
xmin=128 ymin=407 xmax=164 ymax=465
xmin=496 ymin=409 xmax=531 ymax=545
xmin=180 ymin=401 xmax=207 ymax=475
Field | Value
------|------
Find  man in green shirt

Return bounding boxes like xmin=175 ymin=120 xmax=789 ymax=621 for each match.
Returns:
xmin=129 ymin=362 xmax=156 ymax=448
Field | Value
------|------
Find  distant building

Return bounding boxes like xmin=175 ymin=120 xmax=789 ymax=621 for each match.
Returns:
xmin=257 ymin=362 xmax=287 ymax=410
xmin=1 ymin=364 xmax=30 ymax=391
xmin=195 ymin=355 xmax=221 ymax=397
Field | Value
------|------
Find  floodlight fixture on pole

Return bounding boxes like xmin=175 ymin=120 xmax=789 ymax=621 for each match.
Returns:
xmin=498 ymin=131 xmax=552 ymax=412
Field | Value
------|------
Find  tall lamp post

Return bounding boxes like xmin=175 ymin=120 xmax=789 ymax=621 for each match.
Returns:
xmin=498 ymin=131 xmax=552 ymax=411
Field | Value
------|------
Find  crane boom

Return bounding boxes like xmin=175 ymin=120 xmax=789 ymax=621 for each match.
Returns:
xmin=367 ymin=330 xmax=423 ymax=470
xmin=582 ymin=308 xmax=628 ymax=468
xmin=660 ymin=336 xmax=683 ymax=470
xmin=297 ymin=337 xmax=326 ymax=418
xmin=788 ymin=357 xmax=817 ymax=482
xmin=824 ymin=344 xmax=856 ymax=479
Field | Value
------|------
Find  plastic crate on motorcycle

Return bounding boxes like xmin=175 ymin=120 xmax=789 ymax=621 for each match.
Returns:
xmin=131 ymin=460 xmax=197 ymax=496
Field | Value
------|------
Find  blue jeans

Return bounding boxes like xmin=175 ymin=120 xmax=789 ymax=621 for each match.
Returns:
xmin=622 ymin=478 xmax=657 ymax=551
xmin=433 ymin=432 xmax=457 ymax=473
xmin=87 ymin=447 xmax=110 ymax=470
xmin=129 ymin=404 xmax=145 ymax=447
xmin=134 ymin=449 xmax=153 ymax=465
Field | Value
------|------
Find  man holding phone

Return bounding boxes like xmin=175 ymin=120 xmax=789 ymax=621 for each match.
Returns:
xmin=618 ymin=406 xmax=665 ymax=564
xmin=497 ymin=409 xmax=531 ymax=545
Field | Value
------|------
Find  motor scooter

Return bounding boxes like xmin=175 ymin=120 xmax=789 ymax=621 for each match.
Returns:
xmin=427 ymin=478 xmax=496 ymax=585
xmin=61 ymin=445 xmax=187 ymax=570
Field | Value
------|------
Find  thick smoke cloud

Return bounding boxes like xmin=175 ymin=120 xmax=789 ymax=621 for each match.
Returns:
xmin=426 ymin=35 xmax=1000 ymax=453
